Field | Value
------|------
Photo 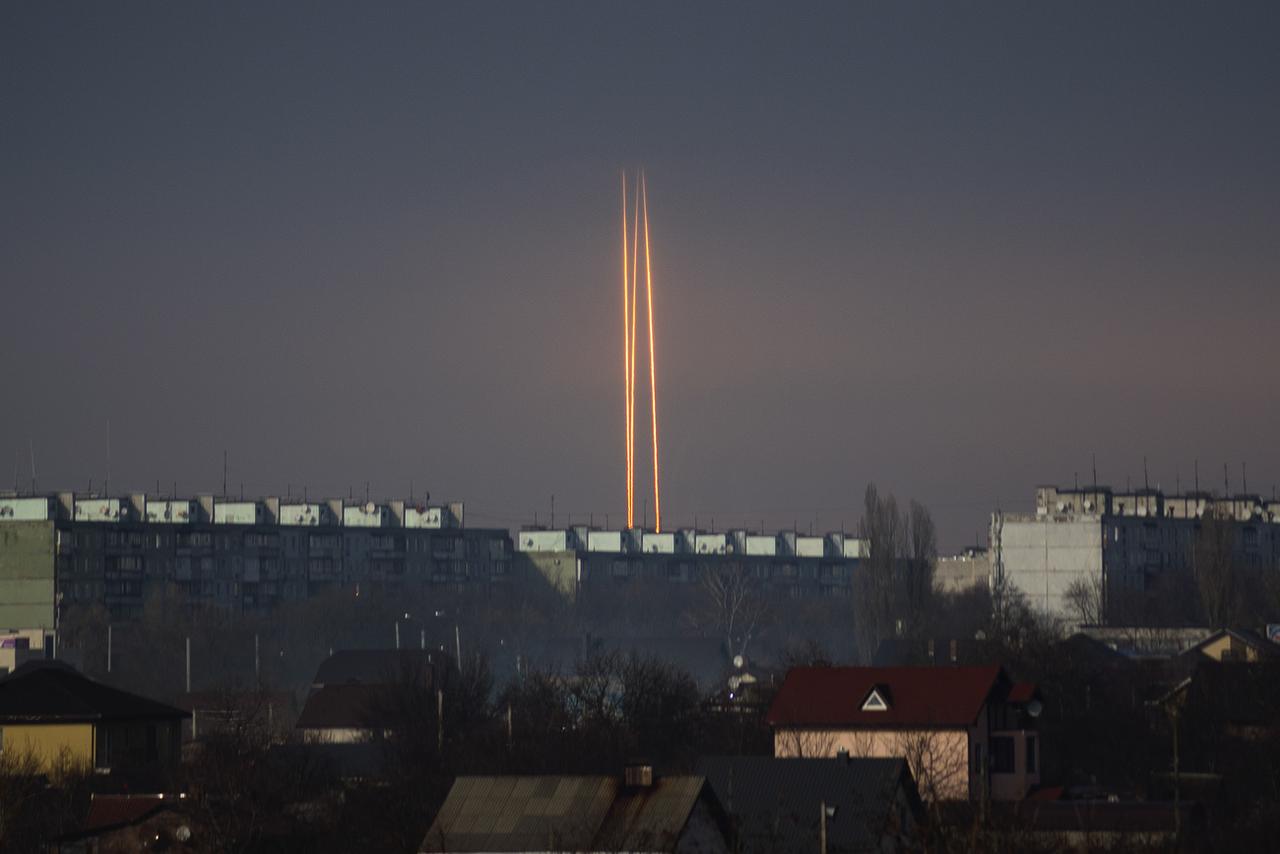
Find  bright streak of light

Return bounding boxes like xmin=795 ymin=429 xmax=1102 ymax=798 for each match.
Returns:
xmin=629 ymin=175 xmax=641 ymax=528
xmin=642 ymin=172 xmax=661 ymax=533
xmin=621 ymin=172 xmax=632 ymax=527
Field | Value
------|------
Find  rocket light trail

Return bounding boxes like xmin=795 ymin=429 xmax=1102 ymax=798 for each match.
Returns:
xmin=629 ymin=175 xmax=641 ymax=527
xmin=621 ymin=173 xmax=632 ymax=527
xmin=618 ymin=170 xmax=663 ymax=533
xmin=642 ymin=173 xmax=661 ymax=533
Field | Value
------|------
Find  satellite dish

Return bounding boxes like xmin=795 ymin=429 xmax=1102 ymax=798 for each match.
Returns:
xmin=365 ymin=501 xmax=375 ymax=513
xmin=1026 ymin=699 xmax=1043 ymax=718
xmin=732 ymin=654 xmax=745 ymax=669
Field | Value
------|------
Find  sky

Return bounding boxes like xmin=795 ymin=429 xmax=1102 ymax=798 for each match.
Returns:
xmin=3 ymin=2 xmax=1279 ymax=549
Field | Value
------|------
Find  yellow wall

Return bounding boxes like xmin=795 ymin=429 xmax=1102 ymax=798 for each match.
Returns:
xmin=1201 ymin=634 xmax=1262 ymax=662
xmin=1 ymin=723 xmax=94 ymax=772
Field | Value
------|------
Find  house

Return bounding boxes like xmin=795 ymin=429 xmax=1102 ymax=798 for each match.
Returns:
xmin=419 ymin=766 xmax=729 ymax=854
xmin=55 ymin=793 xmax=193 ymax=853
xmin=0 ymin=661 xmax=186 ymax=774
xmin=767 ymin=665 xmax=1041 ymax=801
xmin=696 ymin=756 xmax=922 ymax=853
xmin=297 ymin=648 xmax=440 ymax=744
xmin=1179 ymin=628 xmax=1278 ymax=664
xmin=296 ymin=683 xmax=388 ymax=744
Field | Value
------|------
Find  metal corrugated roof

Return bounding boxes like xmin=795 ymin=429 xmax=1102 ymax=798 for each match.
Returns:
xmin=420 ymin=775 xmax=708 ymax=853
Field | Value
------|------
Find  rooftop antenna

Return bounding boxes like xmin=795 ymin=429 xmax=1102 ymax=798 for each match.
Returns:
xmin=409 ymin=479 xmax=414 ymax=503
xmin=1194 ymin=459 xmax=1200 ymax=493
xmin=1176 ymin=470 xmax=1180 ymax=494
xmin=13 ymin=449 xmax=18 ymax=493
xmin=1143 ymin=457 xmax=1149 ymax=491
xmin=28 ymin=438 xmax=36 ymax=495
xmin=1091 ymin=454 xmax=1097 ymax=491
xmin=105 ymin=418 xmax=110 ymax=495
xmin=550 ymin=494 xmax=555 ymax=528
xmin=1242 ymin=462 xmax=1248 ymax=495
xmin=222 ymin=450 xmax=228 ymax=498
xmin=1074 ymin=472 xmax=1079 ymax=490
xmin=1224 ymin=462 xmax=1229 ymax=496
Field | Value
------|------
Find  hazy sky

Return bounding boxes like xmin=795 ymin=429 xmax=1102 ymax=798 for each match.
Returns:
xmin=4 ymin=2 xmax=1278 ymax=548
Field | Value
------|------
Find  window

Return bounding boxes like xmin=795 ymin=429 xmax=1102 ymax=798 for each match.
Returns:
xmin=991 ymin=736 xmax=1015 ymax=774
xmin=1026 ymin=735 xmax=1037 ymax=774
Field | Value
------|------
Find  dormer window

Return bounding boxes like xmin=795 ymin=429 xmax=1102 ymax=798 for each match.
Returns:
xmin=861 ymin=685 xmax=891 ymax=711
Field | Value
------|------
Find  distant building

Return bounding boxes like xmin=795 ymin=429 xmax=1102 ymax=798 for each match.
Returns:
xmin=0 ymin=660 xmax=186 ymax=774
xmin=991 ymin=485 xmax=1280 ymax=621
xmin=767 ymin=665 xmax=1042 ymax=801
xmin=0 ymin=491 xmax=510 ymax=622
xmin=419 ymin=767 xmax=729 ymax=854
xmin=935 ymin=546 xmax=989 ymax=594
xmin=515 ymin=526 xmax=868 ymax=600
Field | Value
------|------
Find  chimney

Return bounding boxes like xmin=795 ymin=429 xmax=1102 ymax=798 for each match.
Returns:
xmin=624 ymin=764 xmax=654 ymax=787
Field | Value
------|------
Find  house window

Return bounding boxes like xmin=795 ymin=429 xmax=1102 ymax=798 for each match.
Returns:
xmin=991 ymin=736 xmax=1015 ymax=774
xmin=1026 ymin=735 xmax=1037 ymax=774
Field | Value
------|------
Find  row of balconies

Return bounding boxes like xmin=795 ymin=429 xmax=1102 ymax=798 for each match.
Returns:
xmin=516 ymin=526 xmax=869 ymax=559
xmin=0 ymin=493 xmax=464 ymax=530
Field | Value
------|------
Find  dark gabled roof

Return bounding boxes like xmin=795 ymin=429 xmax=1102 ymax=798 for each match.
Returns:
xmin=296 ymin=683 xmax=385 ymax=730
xmin=1181 ymin=628 xmax=1280 ymax=661
xmin=767 ymin=666 xmax=1007 ymax=729
xmin=0 ymin=661 xmax=187 ymax=724
xmin=312 ymin=649 xmax=440 ymax=687
xmin=697 ymin=756 xmax=920 ymax=854
xmin=419 ymin=775 xmax=711 ymax=853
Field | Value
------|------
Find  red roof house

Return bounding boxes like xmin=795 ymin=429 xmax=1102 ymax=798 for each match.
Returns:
xmin=767 ymin=666 xmax=1042 ymax=801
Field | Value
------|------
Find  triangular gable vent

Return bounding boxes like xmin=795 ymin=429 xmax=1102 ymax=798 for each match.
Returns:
xmin=861 ymin=686 xmax=890 ymax=711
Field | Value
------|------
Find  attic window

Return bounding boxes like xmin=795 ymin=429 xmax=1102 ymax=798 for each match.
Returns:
xmin=861 ymin=686 xmax=890 ymax=711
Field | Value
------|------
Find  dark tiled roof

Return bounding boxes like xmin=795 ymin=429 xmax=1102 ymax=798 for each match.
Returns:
xmin=296 ymin=683 xmax=385 ymax=730
xmin=767 ymin=666 xmax=1005 ymax=729
xmin=697 ymin=756 xmax=919 ymax=854
xmin=312 ymin=649 xmax=441 ymax=687
xmin=419 ymin=775 xmax=710 ymax=853
xmin=82 ymin=794 xmax=171 ymax=834
xmin=0 ymin=661 xmax=188 ymax=724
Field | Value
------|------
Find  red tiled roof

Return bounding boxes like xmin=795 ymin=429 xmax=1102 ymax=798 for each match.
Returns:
xmin=766 ymin=666 xmax=1006 ymax=729
xmin=1008 ymin=682 xmax=1038 ymax=703
xmin=82 ymin=795 xmax=169 ymax=834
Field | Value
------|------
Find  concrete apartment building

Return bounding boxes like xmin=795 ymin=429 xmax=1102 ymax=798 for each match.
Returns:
xmin=0 ymin=492 xmax=513 ymax=627
xmin=515 ymin=525 xmax=868 ymax=599
xmin=991 ymin=485 xmax=1280 ymax=621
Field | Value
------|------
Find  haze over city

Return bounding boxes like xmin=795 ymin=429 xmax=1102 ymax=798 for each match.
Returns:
xmin=4 ymin=2 xmax=1279 ymax=548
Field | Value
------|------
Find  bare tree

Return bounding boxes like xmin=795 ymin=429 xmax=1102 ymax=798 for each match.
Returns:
xmin=856 ymin=484 xmax=901 ymax=662
xmin=1194 ymin=508 xmax=1240 ymax=628
xmin=774 ymin=727 xmax=838 ymax=758
xmin=902 ymin=499 xmax=937 ymax=633
xmin=699 ymin=561 xmax=772 ymax=660
xmin=1063 ymin=575 xmax=1105 ymax=626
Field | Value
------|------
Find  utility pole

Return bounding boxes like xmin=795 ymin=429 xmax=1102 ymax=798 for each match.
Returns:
xmin=436 ymin=689 xmax=444 ymax=753
xmin=185 ymin=637 xmax=191 ymax=693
